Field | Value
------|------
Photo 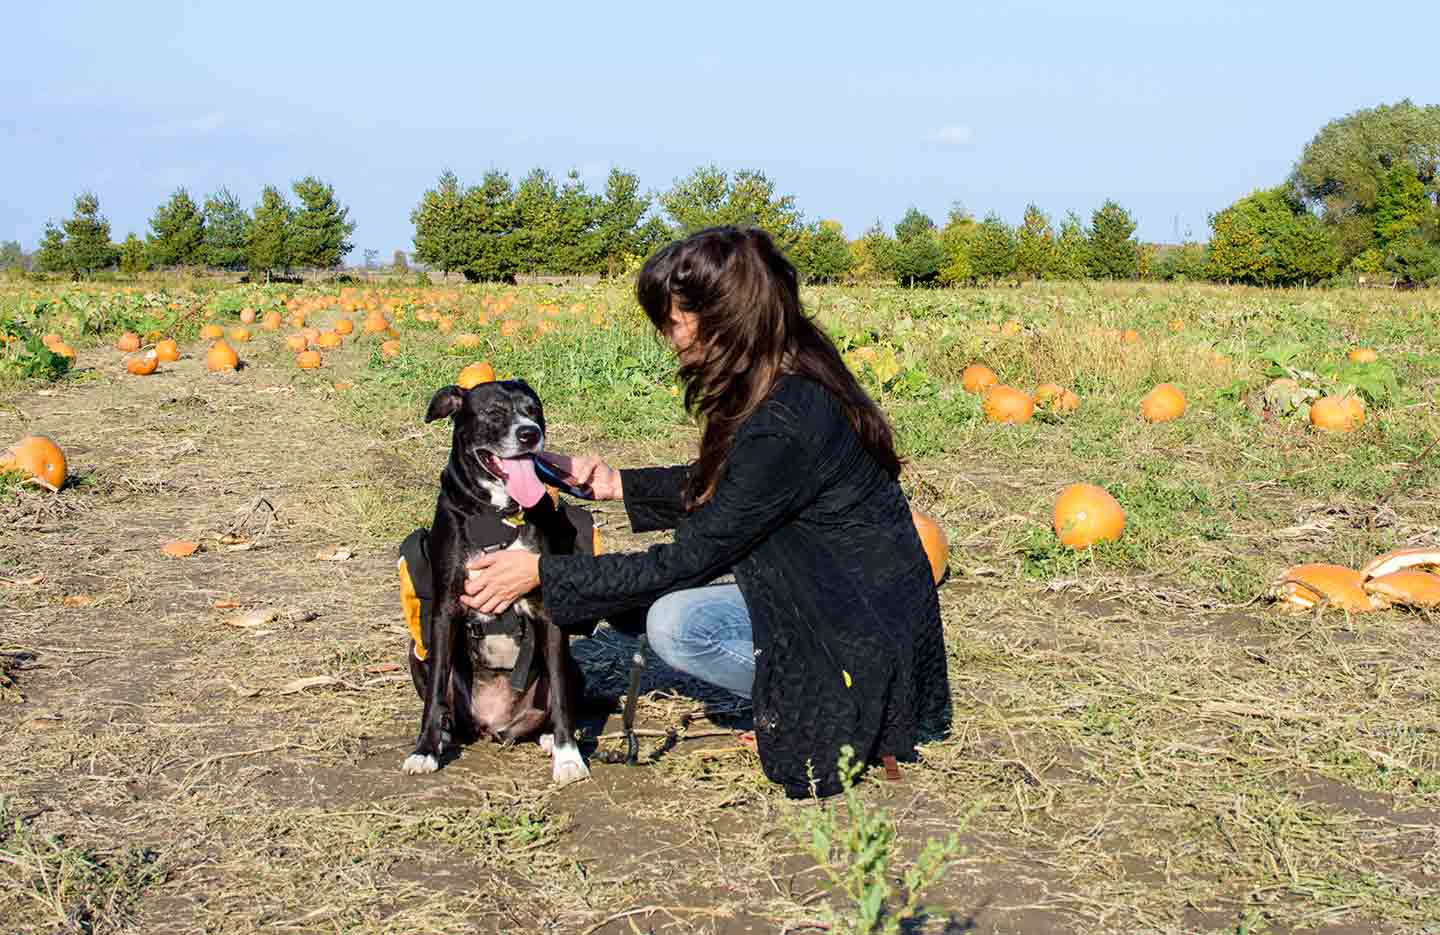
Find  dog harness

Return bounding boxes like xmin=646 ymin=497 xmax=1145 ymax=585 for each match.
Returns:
xmin=398 ymin=495 xmax=599 ymax=691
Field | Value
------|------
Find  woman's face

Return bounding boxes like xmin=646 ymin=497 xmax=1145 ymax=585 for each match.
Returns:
xmin=667 ymin=301 xmax=702 ymax=365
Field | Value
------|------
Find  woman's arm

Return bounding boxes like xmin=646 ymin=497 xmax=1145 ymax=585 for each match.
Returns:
xmin=539 ymin=431 xmax=815 ymax=627
xmin=618 ymin=464 xmax=691 ymax=532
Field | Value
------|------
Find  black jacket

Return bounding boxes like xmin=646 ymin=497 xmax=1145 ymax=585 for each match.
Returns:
xmin=539 ymin=375 xmax=949 ymax=797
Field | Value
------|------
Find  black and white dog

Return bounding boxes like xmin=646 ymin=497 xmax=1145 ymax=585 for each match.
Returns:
xmin=402 ymin=379 xmax=589 ymax=785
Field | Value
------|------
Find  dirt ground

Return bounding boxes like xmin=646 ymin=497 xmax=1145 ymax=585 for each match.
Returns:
xmin=3 ymin=341 xmax=1438 ymax=934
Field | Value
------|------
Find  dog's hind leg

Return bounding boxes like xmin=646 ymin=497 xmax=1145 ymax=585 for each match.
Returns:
xmin=404 ymin=598 xmax=462 ymax=775
xmin=541 ymin=619 xmax=590 ymax=786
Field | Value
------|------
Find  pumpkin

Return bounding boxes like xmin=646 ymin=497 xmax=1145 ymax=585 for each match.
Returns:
xmin=1035 ymin=383 xmax=1080 ymax=413
xmin=982 ymin=385 xmax=1035 ymax=424
xmin=1359 ymin=547 xmax=1440 ymax=580
xmin=1001 ymin=319 xmax=1023 ymax=336
xmin=1309 ymin=396 xmax=1354 ymax=433
xmin=239 ymin=307 xmax=257 ymax=324
xmin=262 ymin=311 xmax=283 ymax=330
xmin=437 ymin=317 xmax=455 ymax=334
xmin=961 ymin=364 xmax=998 ymax=395
xmin=452 ymin=333 xmax=483 ymax=350
xmin=456 ymin=361 xmax=496 ymax=389
xmin=116 ymin=332 xmax=141 ymax=352
xmin=1140 ymin=383 xmax=1186 ymax=423
xmin=205 ymin=340 xmax=239 ymax=372
xmin=334 ymin=317 xmax=355 ymax=335
xmin=1344 ymin=395 xmax=1366 ymax=426
xmin=296 ymin=350 xmax=322 ymax=369
xmin=1362 ymin=569 xmax=1440 ymax=608
xmin=0 ymin=435 xmax=67 ymax=489
xmin=499 ymin=319 xmax=521 ymax=338
xmin=289 ymin=312 xmax=307 ymax=328
xmin=50 ymin=341 xmax=76 ymax=360
xmin=284 ymin=333 xmax=308 ymax=352
xmin=228 ymin=326 xmax=252 ymax=343
xmin=200 ymin=323 xmax=224 ymax=340
xmin=315 ymin=330 xmax=343 ymax=349
xmin=154 ymin=338 xmax=180 ymax=362
xmin=363 ymin=311 xmax=389 ymax=334
xmin=1347 ymin=347 xmax=1378 ymax=363
xmin=1121 ymin=329 xmax=1140 ymax=344
xmin=1267 ymin=563 xmax=1386 ymax=613
xmin=1053 ymin=483 xmax=1125 ymax=549
xmin=126 ymin=351 xmax=158 ymax=376
xmin=910 ymin=508 xmax=949 ymax=585
xmin=380 ymin=339 xmax=402 ymax=359
xmin=42 ymin=332 xmax=63 ymax=349
xmin=1168 ymin=319 xmax=1185 ymax=332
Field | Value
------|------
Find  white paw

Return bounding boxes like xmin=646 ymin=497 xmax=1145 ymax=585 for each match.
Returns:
xmin=551 ymin=743 xmax=590 ymax=786
xmin=538 ymin=733 xmax=554 ymax=755
xmin=401 ymin=753 xmax=438 ymax=775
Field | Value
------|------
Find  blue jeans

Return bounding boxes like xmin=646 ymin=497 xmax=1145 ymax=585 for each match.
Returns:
xmin=646 ymin=584 xmax=754 ymax=700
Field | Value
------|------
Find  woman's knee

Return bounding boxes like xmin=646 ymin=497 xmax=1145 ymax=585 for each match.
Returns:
xmin=645 ymin=590 xmax=689 ymax=659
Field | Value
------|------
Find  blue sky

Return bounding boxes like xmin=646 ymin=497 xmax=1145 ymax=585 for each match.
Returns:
xmin=3 ymin=1 xmax=1434 ymax=256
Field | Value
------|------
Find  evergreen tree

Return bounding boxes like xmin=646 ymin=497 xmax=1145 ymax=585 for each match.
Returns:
xmin=34 ymin=223 xmax=69 ymax=274
xmin=969 ymin=213 xmax=1018 ymax=282
xmin=1015 ymin=203 xmax=1056 ymax=280
xmin=247 ymin=186 xmax=293 ymax=281
xmin=660 ymin=165 xmax=804 ymax=251
xmin=146 ymin=188 xmax=206 ymax=267
xmin=858 ymin=221 xmax=896 ymax=282
xmin=63 ymin=192 xmax=116 ymax=275
xmin=411 ymin=170 xmax=468 ymax=279
xmin=460 ymin=171 xmax=521 ymax=283
xmin=118 ymin=233 xmax=150 ymax=274
xmin=1086 ymin=200 xmax=1140 ymax=279
xmin=203 ymin=188 xmax=251 ymax=270
xmin=0 ymin=240 xmax=23 ymax=270
xmin=552 ymin=171 xmax=601 ymax=273
xmin=891 ymin=208 xmax=942 ymax=286
xmin=289 ymin=177 xmax=355 ymax=269
xmin=589 ymin=168 xmax=652 ymax=276
xmin=511 ymin=168 xmax=561 ymax=273
xmin=1049 ymin=212 xmax=1091 ymax=280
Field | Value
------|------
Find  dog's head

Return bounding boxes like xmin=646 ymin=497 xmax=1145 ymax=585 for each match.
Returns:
xmin=426 ymin=379 xmax=549 ymax=508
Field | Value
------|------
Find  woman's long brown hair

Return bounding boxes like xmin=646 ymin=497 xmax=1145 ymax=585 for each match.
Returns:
xmin=636 ymin=226 xmax=902 ymax=508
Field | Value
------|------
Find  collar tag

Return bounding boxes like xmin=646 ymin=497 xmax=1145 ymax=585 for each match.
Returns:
xmin=502 ymin=513 xmax=526 ymax=528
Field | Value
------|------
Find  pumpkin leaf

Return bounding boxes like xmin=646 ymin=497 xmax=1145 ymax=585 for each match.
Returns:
xmin=1261 ymin=342 xmax=1308 ymax=376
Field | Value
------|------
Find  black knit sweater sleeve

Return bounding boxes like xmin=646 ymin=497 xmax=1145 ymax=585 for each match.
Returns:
xmin=618 ymin=464 xmax=690 ymax=533
xmin=540 ymin=429 xmax=816 ymax=626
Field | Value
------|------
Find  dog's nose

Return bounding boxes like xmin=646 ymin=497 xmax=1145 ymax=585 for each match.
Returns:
xmin=516 ymin=426 xmax=540 ymax=448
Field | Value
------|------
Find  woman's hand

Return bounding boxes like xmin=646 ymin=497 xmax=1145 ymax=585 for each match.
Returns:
xmin=462 ymin=551 xmax=541 ymax=615
xmin=537 ymin=452 xmax=624 ymax=501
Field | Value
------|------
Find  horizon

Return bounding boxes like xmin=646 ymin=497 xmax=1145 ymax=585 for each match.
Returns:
xmin=4 ymin=1 xmax=1434 ymax=258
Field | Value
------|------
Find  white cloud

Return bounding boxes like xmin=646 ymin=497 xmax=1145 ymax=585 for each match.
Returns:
xmin=925 ymin=124 xmax=974 ymax=146
xmin=150 ymin=112 xmax=227 ymax=138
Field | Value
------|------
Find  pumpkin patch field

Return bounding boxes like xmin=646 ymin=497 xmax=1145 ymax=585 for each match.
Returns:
xmin=2 ymin=277 xmax=1439 ymax=934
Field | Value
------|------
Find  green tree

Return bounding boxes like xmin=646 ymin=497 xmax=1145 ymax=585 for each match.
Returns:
xmin=1086 ymin=200 xmax=1140 ymax=279
xmin=203 ymin=188 xmax=251 ymax=270
xmin=1206 ymin=186 xmax=1338 ymax=285
xmin=1373 ymin=163 xmax=1430 ymax=246
xmin=247 ymin=186 xmax=293 ymax=281
xmin=589 ymin=168 xmax=652 ymax=277
xmin=460 ymin=171 xmax=521 ymax=283
xmin=512 ymin=168 xmax=562 ymax=273
xmin=938 ymin=206 xmax=977 ymax=286
xmin=392 ymin=249 xmax=409 ymax=273
xmin=793 ymin=220 xmax=854 ymax=283
xmin=0 ymin=240 xmax=23 ymax=270
xmin=1015 ymin=203 xmax=1056 ymax=280
xmin=34 ymin=224 xmax=69 ymax=274
xmin=118 ymin=233 xmax=149 ymax=274
xmin=857 ymin=221 xmax=896 ymax=283
xmin=659 ymin=165 xmax=804 ymax=251
xmin=969 ymin=213 xmax=1017 ymax=282
xmin=289 ymin=176 xmax=355 ymax=269
xmin=1384 ymin=231 xmax=1440 ymax=285
xmin=146 ymin=187 xmax=206 ymax=267
xmin=890 ymin=208 xmax=942 ymax=286
xmin=1292 ymin=99 xmax=1440 ymax=262
xmin=63 ymin=192 xmax=116 ymax=275
xmin=411 ymin=170 xmax=469 ymax=279
xmin=1049 ymin=212 xmax=1091 ymax=280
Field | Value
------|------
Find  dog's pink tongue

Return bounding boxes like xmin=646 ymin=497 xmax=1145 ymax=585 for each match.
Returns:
xmin=500 ymin=456 xmax=546 ymax=508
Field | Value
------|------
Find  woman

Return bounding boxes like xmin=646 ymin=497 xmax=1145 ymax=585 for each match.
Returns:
xmin=464 ymin=226 xmax=948 ymax=798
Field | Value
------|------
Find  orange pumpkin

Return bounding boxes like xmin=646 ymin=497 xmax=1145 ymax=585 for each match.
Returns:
xmin=363 ymin=311 xmax=389 ymax=334
xmin=1121 ymin=329 xmax=1140 ymax=344
xmin=0 ymin=435 xmax=67 ymax=489
xmin=1343 ymin=395 xmax=1366 ymax=427
xmin=116 ymin=332 xmax=141 ymax=352
xmin=154 ymin=338 xmax=180 ymax=362
xmin=1347 ymin=347 xmax=1378 ymax=363
xmin=452 ymin=333 xmax=483 ymax=350
xmin=126 ymin=351 xmax=159 ymax=375
xmin=50 ymin=341 xmax=76 ymax=360
xmin=456 ymin=361 xmax=496 ymax=389
xmin=1035 ymin=383 xmax=1080 ymax=414
xmin=334 ymin=317 xmax=355 ymax=335
xmin=1270 ymin=564 xmax=1385 ymax=612
xmin=1168 ymin=319 xmax=1185 ymax=332
xmin=1140 ymin=384 xmax=1186 ymax=423
xmin=982 ymin=385 xmax=1035 ymax=424
xmin=961 ymin=364 xmax=998 ymax=395
xmin=261 ymin=311 xmax=283 ymax=331
xmin=42 ymin=332 xmax=64 ymax=349
xmin=200 ymin=323 xmax=224 ymax=340
xmin=296 ymin=350 xmax=322 ymax=369
xmin=205 ymin=340 xmax=239 ymax=372
xmin=1363 ymin=569 xmax=1440 ymax=608
xmin=1309 ymin=396 xmax=1354 ymax=433
xmin=1053 ymin=483 xmax=1125 ymax=549
xmin=315 ymin=330 xmax=343 ymax=349
xmin=228 ymin=326 xmax=252 ymax=343
xmin=239 ymin=307 xmax=257 ymax=324
xmin=380 ymin=339 xmax=402 ymax=359
xmin=910 ymin=508 xmax=949 ymax=585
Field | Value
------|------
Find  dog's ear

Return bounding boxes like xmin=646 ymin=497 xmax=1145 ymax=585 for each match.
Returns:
xmin=425 ymin=385 xmax=465 ymax=423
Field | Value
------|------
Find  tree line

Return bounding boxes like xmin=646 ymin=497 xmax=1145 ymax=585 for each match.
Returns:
xmin=24 ymin=179 xmax=357 ymax=281
xmin=9 ymin=99 xmax=1437 ymax=287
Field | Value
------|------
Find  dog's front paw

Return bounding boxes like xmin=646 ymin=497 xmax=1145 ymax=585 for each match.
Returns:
xmin=401 ymin=752 xmax=439 ymax=775
xmin=551 ymin=742 xmax=590 ymax=786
